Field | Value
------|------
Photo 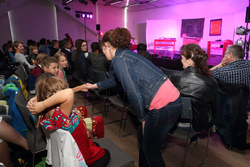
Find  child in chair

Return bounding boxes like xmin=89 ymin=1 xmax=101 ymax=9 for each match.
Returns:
xmin=42 ymin=56 xmax=59 ymax=76
xmin=54 ymin=51 xmax=69 ymax=87
xmin=26 ymin=75 xmax=110 ymax=167
xmin=28 ymin=53 xmax=48 ymax=94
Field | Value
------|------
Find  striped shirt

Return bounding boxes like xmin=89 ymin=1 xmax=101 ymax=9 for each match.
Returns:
xmin=212 ymin=59 xmax=250 ymax=107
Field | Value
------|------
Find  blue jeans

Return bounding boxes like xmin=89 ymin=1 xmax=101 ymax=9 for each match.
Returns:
xmin=138 ymin=96 xmax=182 ymax=167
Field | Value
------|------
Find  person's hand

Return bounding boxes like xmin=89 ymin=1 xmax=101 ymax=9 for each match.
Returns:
xmin=220 ymin=56 xmax=228 ymax=67
xmin=26 ymin=101 xmax=46 ymax=115
xmin=80 ymin=84 xmax=88 ymax=92
xmin=85 ymin=83 xmax=98 ymax=89
xmin=142 ymin=121 xmax=145 ymax=136
xmin=27 ymin=96 xmax=37 ymax=109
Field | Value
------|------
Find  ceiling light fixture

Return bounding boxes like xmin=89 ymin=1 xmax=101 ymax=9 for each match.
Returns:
xmin=65 ymin=0 xmax=73 ymax=4
xmin=79 ymin=0 xmax=88 ymax=5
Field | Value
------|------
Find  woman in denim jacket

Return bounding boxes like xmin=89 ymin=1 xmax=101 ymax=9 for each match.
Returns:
xmin=85 ymin=28 xmax=182 ymax=167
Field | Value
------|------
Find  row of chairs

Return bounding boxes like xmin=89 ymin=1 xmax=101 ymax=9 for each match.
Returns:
xmin=85 ymin=68 xmax=137 ymax=137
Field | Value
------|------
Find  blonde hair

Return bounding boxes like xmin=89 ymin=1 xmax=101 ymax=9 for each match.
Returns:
xmin=36 ymin=53 xmax=48 ymax=65
xmin=54 ymin=51 xmax=66 ymax=61
xmin=35 ymin=74 xmax=66 ymax=102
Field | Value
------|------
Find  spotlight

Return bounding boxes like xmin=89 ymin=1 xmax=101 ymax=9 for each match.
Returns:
xmin=75 ymin=13 xmax=80 ymax=18
xmin=76 ymin=11 xmax=94 ymax=19
xmin=64 ymin=6 xmax=71 ymax=10
xmin=79 ymin=0 xmax=88 ymax=5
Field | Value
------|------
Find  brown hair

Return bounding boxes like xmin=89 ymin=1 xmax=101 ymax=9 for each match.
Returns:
xmin=13 ymin=41 xmax=23 ymax=52
xmin=54 ymin=51 xmax=66 ymax=61
xmin=226 ymin=45 xmax=244 ymax=59
xmin=29 ymin=45 xmax=38 ymax=52
xmin=35 ymin=74 xmax=66 ymax=102
xmin=36 ymin=53 xmax=48 ymax=65
xmin=102 ymin=27 xmax=134 ymax=49
xmin=181 ymin=43 xmax=210 ymax=76
xmin=41 ymin=56 xmax=58 ymax=68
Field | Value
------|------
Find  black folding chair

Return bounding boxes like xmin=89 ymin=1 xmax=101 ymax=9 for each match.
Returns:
xmin=167 ymin=97 xmax=210 ymax=167
xmin=15 ymin=92 xmax=47 ymax=167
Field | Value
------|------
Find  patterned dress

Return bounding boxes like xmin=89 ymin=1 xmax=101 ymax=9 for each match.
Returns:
xmin=40 ymin=107 xmax=105 ymax=166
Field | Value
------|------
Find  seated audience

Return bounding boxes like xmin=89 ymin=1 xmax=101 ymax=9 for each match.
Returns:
xmin=210 ymin=45 xmax=250 ymax=109
xmin=61 ymin=38 xmax=73 ymax=77
xmin=49 ymin=40 xmax=59 ymax=57
xmin=0 ymin=116 xmax=29 ymax=167
xmin=72 ymin=39 xmax=89 ymax=82
xmin=38 ymin=38 xmax=50 ymax=55
xmin=54 ymin=51 xmax=69 ymax=87
xmin=28 ymin=53 xmax=48 ymax=94
xmin=137 ymin=43 xmax=152 ymax=60
xmin=41 ymin=56 xmax=59 ymax=76
xmin=28 ymin=45 xmax=38 ymax=65
xmin=14 ymin=41 xmax=35 ymax=70
xmin=3 ymin=42 xmax=15 ymax=63
xmin=26 ymin=75 xmax=110 ymax=167
xmin=169 ymin=43 xmax=217 ymax=131
xmin=85 ymin=42 xmax=110 ymax=72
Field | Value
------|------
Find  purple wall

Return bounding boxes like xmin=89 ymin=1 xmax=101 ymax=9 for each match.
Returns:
xmin=128 ymin=0 xmax=248 ymax=51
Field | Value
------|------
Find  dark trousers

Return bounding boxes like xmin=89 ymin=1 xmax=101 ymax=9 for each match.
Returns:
xmin=89 ymin=149 xmax=110 ymax=167
xmin=138 ymin=96 xmax=182 ymax=167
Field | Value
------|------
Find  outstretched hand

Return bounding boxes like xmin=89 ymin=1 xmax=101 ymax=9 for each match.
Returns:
xmin=82 ymin=83 xmax=98 ymax=90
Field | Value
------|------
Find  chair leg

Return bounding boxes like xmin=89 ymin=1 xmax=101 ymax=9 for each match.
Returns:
xmin=198 ymin=129 xmax=210 ymax=167
xmin=32 ymin=152 xmax=35 ymax=167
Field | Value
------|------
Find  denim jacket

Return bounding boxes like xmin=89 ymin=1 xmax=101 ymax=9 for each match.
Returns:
xmin=97 ymin=48 xmax=168 ymax=122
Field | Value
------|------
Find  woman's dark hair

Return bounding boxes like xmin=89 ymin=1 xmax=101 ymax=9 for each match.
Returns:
xmin=75 ymin=39 xmax=87 ymax=60
xmin=102 ymin=27 xmax=134 ymax=49
xmin=181 ymin=43 xmax=210 ymax=76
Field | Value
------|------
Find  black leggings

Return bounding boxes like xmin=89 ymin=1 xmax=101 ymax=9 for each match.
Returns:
xmin=89 ymin=149 xmax=110 ymax=167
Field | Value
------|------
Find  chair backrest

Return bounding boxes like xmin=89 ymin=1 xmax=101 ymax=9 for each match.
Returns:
xmin=161 ymin=67 xmax=181 ymax=77
xmin=180 ymin=97 xmax=192 ymax=120
xmin=214 ymin=83 xmax=249 ymax=147
xmin=15 ymin=92 xmax=47 ymax=153
xmin=15 ymin=63 xmax=29 ymax=84
xmin=92 ymin=70 xmax=109 ymax=83
xmin=46 ymin=129 xmax=87 ymax=167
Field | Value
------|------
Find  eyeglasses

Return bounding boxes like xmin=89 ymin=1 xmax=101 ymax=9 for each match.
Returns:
xmin=81 ymin=45 xmax=87 ymax=47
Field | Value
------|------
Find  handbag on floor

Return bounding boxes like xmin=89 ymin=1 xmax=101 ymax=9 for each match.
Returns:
xmin=73 ymin=106 xmax=104 ymax=139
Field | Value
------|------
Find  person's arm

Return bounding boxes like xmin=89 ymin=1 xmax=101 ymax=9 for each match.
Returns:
xmin=72 ymin=84 xmax=88 ymax=92
xmin=16 ymin=53 xmax=35 ymax=70
xmin=0 ymin=118 xmax=28 ymax=150
xmin=84 ymin=83 xmax=98 ymax=89
xmin=112 ymin=58 xmax=146 ymax=122
xmin=26 ymin=88 xmax=74 ymax=117
xmin=210 ymin=56 xmax=228 ymax=71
